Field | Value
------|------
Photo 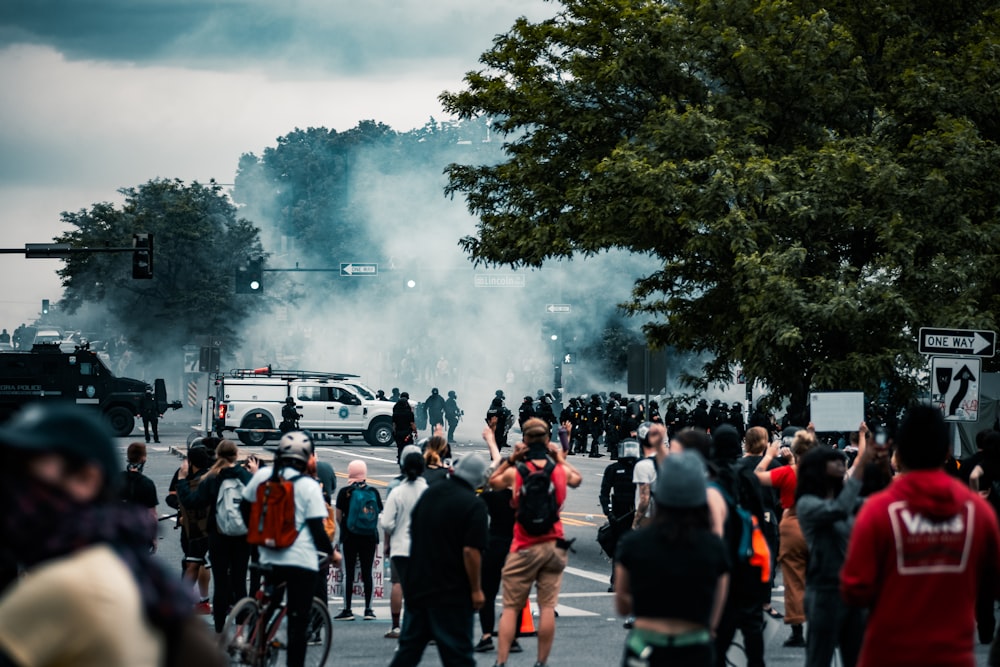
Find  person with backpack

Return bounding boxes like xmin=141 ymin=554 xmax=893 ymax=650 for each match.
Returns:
xmin=614 ymin=451 xmax=731 ymax=667
xmin=796 ymin=428 xmax=874 ymax=667
xmin=175 ymin=440 xmax=258 ymax=633
xmin=380 ymin=448 xmax=428 ymax=639
xmin=487 ymin=417 xmax=582 ymax=667
xmin=241 ymin=431 xmax=333 ymax=667
xmin=168 ymin=443 xmax=214 ymax=614
xmin=334 ymin=459 xmax=384 ymax=621
xmin=0 ymin=402 xmax=225 ymax=667
xmin=632 ymin=422 xmax=665 ymax=530
xmin=709 ymin=425 xmax=772 ymax=667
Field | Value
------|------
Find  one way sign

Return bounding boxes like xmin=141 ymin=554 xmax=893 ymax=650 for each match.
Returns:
xmin=931 ymin=356 xmax=980 ymax=422
xmin=919 ymin=327 xmax=996 ymax=357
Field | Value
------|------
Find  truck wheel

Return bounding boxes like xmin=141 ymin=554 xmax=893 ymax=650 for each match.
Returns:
xmin=106 ymin=406 xmax=135 ymax=437
xmin=366 ymin=418 xmax=394 ymax=447
xmin=238 ymin=415 xmax=272 ymax=446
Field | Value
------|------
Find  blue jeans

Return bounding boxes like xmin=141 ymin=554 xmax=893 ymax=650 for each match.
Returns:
xmin=389 ymin=605 xmax=475 ymax=667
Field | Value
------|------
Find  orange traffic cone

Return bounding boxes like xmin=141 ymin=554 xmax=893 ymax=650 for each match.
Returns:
xmin=516 ymin=598 xmax=537 ymax=637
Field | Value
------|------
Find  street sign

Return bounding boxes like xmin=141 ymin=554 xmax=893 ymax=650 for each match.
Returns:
xmin=474 ymin=274 xmax=525 ymax=288
xmin=340 ymin=263 xmax=378 ymax=277
xmin=931 ymin=356 xmax=981 ymax=422
xmin=546 ymin=304 xmax=571 ymax=314
xmin=919 ymin=327 xmax=996 ymax=357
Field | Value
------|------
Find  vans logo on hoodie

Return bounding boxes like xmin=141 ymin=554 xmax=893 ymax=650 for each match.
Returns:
xmin=888 ymin=500 xmax=975 ymax=574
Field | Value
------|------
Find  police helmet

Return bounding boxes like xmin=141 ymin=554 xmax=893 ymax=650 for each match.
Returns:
xmin=277 ymin=430 xmax=312 ymax=464
xmin=448 ymin=390 xmax=456 ymax=398
xmin=591 ymin=394 xmax=600 ymax=403
xmin=618 ymin=438 xmax=641 ymax=460
xmin=285 ymin=396 xmax=295 ymax=404
xmin=431 ymin=388 xmax=439 ymax=395
xmin=637 ymin=421 xmax=655 ymax=448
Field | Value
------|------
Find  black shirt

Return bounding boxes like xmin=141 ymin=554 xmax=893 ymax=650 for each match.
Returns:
xmin=480 ymin=487 xmax=515 ymax=540
xmin=616 ymin=526 xmax=729 ymax=626
xmin=392 ymin=400 xmax=415 ymax=432
xmin=404 ymin=477 xmax=489 ymax=608
xmin=120 ymin=470 xmax=158 ymax=509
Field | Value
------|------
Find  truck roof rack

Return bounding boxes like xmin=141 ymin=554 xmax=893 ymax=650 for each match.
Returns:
xmin=224 ymin=366 xmax=360 ymax=381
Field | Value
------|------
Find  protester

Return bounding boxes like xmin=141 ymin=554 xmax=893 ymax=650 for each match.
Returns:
xmin=632 ymin=423 xmax=663 ymax=529
xmin=841 ymin=405 xmax=1000 ymax=667
xmin=488 ymin=417 xmax=582 ymax=667
xmin=388 ymin=454 xmax=490 ymax=667
xmin=120 ymin=442 xmax=160 ymax=545
xmin=615 ymin=451 xmax=730 ymax=667
xmin=422 ymin=428 xmax=451 ymax=485
xmin=167 ymin=443 xmax=214 ymax=613
xmin=796 ymin=425 xmax=876 ymax=667
xmin=241 ymin=431 xmax=333 ymax=667
xmin=380 ymin=448 xmax=428 ymax=639
xmin=736 ymin=426 xmax=782 ymax=620
xmin=0 ymin=403 xmax=223 ymax=666
xmin=175 ymin=440 xmax=258 ymax=633
xmin=754 ymin=428 xmax=816 ymax=647
xmin=335 ymin=459 xmax=384 ymax=621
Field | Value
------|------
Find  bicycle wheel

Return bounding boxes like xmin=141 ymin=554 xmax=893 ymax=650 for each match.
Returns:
xmin=304 ymin=598 xmax=333 ymax=666
xmin=219 ymin=597 xmax=263 ymax=666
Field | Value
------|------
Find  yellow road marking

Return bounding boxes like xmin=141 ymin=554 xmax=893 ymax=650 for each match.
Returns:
xmin=335 ymin=471 xmax=388 ymax=487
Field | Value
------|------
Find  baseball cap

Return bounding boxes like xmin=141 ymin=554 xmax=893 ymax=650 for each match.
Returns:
xmin=653 ymin=451 xmax=708 ymax=508
xmin=0 ymin=402 xmax=120 ymax=491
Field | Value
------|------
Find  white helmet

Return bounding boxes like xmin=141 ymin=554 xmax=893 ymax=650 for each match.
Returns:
xmin=277 ymin=430 xmax=312 ymax=464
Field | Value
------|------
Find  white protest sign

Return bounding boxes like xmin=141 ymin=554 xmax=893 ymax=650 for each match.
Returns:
xmin=328 ymin=542 xmax=386 ymax=601
xmin=809 ymin=392 xmax=865 ymax=432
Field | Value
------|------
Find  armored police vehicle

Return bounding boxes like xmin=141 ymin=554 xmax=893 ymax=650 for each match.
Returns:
xmin=0 ymin=343 xmax=181 ymax=436
xmin=214 ymin=366 xmax=405 ymax=447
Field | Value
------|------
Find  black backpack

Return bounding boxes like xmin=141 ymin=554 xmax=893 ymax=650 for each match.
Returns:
xmin=515 ymin=460 xmax=559 ymax=536
xmin=712 ymin=465 xmax=771 ymax=606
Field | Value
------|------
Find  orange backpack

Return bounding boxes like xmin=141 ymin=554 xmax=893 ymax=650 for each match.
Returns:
xmin=247 ymin=471 xmax=304 ymax=549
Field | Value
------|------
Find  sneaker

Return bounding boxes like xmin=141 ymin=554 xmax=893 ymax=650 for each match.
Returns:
xmin=384 ymin=627 xmax=401 ymax=639
xmin=783 ymin=635 xmax=806 ymax=648
xmin=333 ymin=609 xmax=355 ymax=621
xmin=474 ymin=637 xmax=495 ymax=652
xmin=534 ymin=663 xmax=548 ymax=667
xmin=363 ymin=608 xmax=377 ymax=620
xmin=194 ymin=600 xmax=211 ymax=615
xmin=510 ymin=639 xmax=523 ymax=653
xmin=623 ymin=617 xmax=634 ymax=629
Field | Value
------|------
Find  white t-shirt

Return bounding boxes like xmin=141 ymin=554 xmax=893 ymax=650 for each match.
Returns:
xmin=379 ymin=477 xmax=428 ymax=558
xmin=0 ymin=544 xmax=164 ymax=667
xmin=632 ymin=456 xmax=658 ymax=518
xmin=243 ymin=466 xmax=327 ymax=571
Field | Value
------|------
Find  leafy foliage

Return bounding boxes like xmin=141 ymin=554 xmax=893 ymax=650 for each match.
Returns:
xmin=54 ymin=179 xmax=271 ymax=356
xmin=441 ymin=0 xmax=1000 ymax=408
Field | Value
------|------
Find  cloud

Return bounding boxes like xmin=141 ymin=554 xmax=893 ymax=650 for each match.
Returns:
xmin=0 ymin=0 xmax=555 ymax=76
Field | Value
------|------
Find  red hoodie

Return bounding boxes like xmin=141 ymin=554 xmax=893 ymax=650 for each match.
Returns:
xmin=841 ymin=469 xmax=1000 ymax=667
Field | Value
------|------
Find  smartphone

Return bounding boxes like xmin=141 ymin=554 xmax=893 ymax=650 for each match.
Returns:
xmin=874 ymin=427 xmax=888 ymax=448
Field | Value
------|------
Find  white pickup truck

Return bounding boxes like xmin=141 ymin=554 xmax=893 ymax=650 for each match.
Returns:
xmin=214 ymin=368 xmax=403 ymax=447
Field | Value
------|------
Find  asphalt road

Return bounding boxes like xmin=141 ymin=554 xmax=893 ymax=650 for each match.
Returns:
xmin=130 ymin=418 xmax=996 ymax=666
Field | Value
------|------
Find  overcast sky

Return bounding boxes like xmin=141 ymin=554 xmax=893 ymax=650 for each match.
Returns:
xmin=0 ymin=0 xmax=553 ymax=327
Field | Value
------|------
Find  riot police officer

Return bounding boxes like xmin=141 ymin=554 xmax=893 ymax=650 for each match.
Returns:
xmin=279 ymin=396 xmax=301 ymax=434
xmin=424 ymin=387 xmax=446 ymax=432
xmin=586 ymin=393 xmax=605 ymax=458
xmin=604 ymin=398 xmax=623 ymax=459
xmin=486 ymin=396 xmax=512 ymax=449
xmin=518 ymin=396 xmax=535 ymax=428
xmin=444 ymin=390 xmax=463 ymax=443
xmin=138 ymin=386 xmax=160 ymax=443
xmin=598 ymin=437 xmax=640 ymax=590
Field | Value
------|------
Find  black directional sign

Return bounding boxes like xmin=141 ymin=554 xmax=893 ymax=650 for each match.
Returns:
xmin=919 ymin=327 xmax=996 ymax=357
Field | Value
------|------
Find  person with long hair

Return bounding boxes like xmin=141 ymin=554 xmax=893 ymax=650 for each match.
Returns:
xmin=615 ymin=451 xmax=730 ymax=666
xmin=176 ymin=439 xmax=258 ymax=633
xmin=422 ymin=429 xmax=451 ymax=485
xmin=379 ymin=449 xmax=428 ymax=639
xmin=754 ymin=428 xmax=817 ymax=647
xmin=795 ymin=425 xmax=875 ymax=667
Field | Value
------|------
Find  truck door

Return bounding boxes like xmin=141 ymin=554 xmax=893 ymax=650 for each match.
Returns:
xmin=328 ymin=386 xmax=364 ymax=431
xmin=294 ymin=384 xmax=328 ymax=429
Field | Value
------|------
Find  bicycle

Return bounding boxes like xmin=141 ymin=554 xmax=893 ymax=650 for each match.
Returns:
xmin=219 ymin=561 xmax=333 ymax=666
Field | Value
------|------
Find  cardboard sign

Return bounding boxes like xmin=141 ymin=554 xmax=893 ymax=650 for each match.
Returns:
xmin=809 ymin=392 xmax=864 ymax=432
xmin=328 ymin=542 xmax=386 ymax=601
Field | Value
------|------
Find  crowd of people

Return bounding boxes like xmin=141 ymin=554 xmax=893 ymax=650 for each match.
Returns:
xmin=3 ymin=396 xmax=1000 ymax=667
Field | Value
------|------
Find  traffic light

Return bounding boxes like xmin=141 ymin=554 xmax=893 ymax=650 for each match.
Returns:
xmin=41 ymin=299 xmax=49 ymax=316
xmin=132 ymin=233 xmax=154 ymax=279
xmin=235 ymin=257 xmax=264 ymax=294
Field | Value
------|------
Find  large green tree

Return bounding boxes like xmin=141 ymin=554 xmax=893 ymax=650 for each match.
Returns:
xmin=441 ymin=0 xmax=1000 ymax=409
xmin=55 ymin=179 xmax=271 ymax=355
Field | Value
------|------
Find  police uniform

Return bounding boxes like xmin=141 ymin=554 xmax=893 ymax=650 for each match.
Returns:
xmin=598 ymin=438 xmax=640 ymax=589
xmin=138 ymin=390 xmax=160 ymax=443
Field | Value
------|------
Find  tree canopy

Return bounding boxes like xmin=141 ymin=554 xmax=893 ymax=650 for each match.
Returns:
xmin=54 ymin=179 xmax=270 ymax=356
xmin=441 ymin=0 xmax=1000 ymax=408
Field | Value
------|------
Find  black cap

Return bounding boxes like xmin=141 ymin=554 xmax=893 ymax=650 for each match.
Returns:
xmin=0 ymin=402 xmax=120 ymax=492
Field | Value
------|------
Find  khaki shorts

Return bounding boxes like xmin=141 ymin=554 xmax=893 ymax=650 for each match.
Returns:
xmin=501 ymin=540 xmax=568 ymax=610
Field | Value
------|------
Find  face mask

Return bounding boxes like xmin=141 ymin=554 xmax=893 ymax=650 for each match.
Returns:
xmin=127 ymin=462 xmax=145 ymax=473
xmin=0 ymin=472 xmax=84 ymax=566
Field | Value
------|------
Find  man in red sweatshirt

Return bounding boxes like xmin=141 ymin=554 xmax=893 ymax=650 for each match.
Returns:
xmin=841 ymin=405 xmax=1000 ymax=667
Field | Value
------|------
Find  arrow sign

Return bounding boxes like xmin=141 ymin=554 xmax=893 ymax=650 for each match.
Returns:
xmin=931 ymin=356 xmax=981 ymax=422
xmin=340 ymin=263 xmax=378 ymax=277
xmin=546 ymin=304 xmax=571 ymax=314
xmin=919 ymin=327 xmax=996 ymax=357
